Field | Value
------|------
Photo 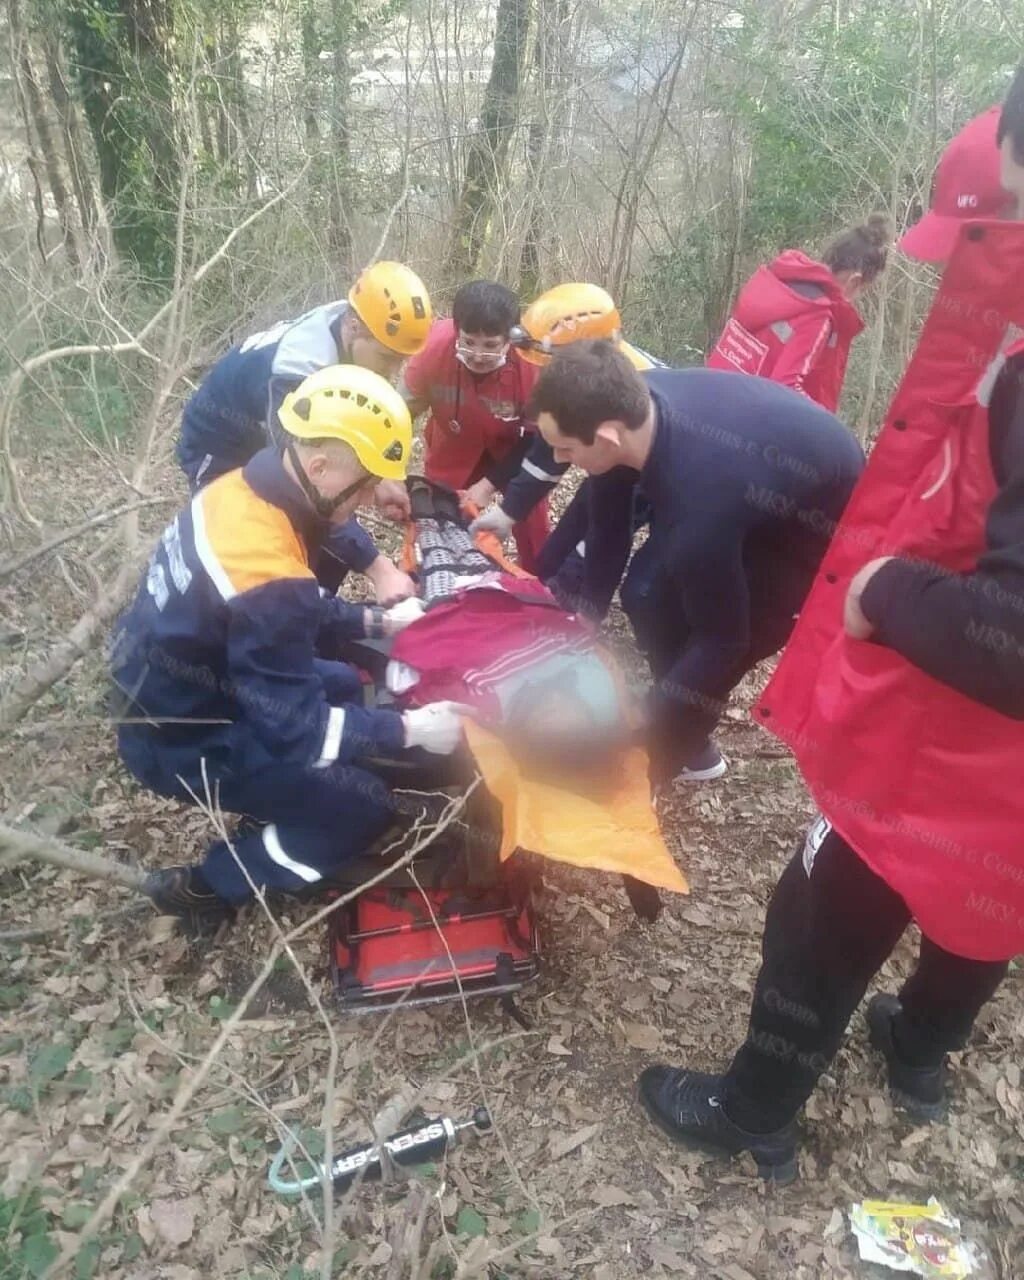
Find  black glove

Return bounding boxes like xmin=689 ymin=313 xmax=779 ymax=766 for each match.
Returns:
xmin=623 ymin=874 xmax=662 ymax=922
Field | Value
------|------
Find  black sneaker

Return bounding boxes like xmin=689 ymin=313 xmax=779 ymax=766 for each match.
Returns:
xmin=866 ymin=994 xmax=947 ymax=1121
xmin=638 ymin=1065 xmax=798 ymax=1184
xmin=142 ymin=865 xmax=234 ymax=937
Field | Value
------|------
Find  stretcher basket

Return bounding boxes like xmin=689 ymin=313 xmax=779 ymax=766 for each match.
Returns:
xmin=324 ymin=476 xmax=664 ymax=1019
xmin=327 ymin=863 xmax=541 ymax=1017
xmin=324 ymin=631 xmax=543 ymax=1021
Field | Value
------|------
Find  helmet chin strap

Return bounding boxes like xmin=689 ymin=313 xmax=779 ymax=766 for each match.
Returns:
xmin=284 ymin=439 xmax=370 ymax=519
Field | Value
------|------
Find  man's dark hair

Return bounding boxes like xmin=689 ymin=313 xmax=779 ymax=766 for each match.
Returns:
xmin=529 ymin=339 xmax=650 ymax=443
xmin=452 ymin=280 xmax=520 ymax=336
xmin=997 ymin=65 xmax=1024 ymax=164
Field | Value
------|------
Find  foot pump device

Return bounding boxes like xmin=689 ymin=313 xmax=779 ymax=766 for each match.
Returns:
xmin=269 ymin=1107 xmax=492 ymax=1196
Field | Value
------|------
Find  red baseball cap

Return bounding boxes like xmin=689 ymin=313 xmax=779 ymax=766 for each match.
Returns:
xmin=899 ymin=106 xmax=1012 ymax=261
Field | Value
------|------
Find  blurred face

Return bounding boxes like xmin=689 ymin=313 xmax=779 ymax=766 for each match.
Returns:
xmin=349 ymin=331 xmax=404 ymax=381
xmin=303 ymin=446 xmax=378 ymax=525
xmin=833 ymin=268 xmax=867 ymax=301
xmin=455 ymin=329 xmax=510 ymax=374
xmin=536 ymin=411 xmax=625 ymax=475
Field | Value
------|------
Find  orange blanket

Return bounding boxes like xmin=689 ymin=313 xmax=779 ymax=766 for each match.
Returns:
xmin=464 ymin=720 xmax=689 ymax=893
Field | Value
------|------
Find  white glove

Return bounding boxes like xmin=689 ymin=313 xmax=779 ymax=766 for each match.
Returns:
xmin=402 ymin=702 xmax=475 ymax=754
xmin=469 ymin=503 xmax=516 ymax=542
xmin=382 ymin=596 xmax=427 ymax=636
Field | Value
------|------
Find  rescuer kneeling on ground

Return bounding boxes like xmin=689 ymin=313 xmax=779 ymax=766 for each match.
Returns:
xmin=111 ymin=365 xmax=470 ymax=933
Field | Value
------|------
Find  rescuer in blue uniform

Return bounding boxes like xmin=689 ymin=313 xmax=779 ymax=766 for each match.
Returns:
xmin=177 ymin=262 xmax=433 ymax=602
xmin=114 ymin=365 xmax=471 ymax=933
xmin=528 ymin=339 xmax=865 ymax=782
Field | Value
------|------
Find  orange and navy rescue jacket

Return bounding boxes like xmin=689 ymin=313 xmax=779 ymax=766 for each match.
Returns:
xmin=110 ymin=448 xmax=405 ymax=788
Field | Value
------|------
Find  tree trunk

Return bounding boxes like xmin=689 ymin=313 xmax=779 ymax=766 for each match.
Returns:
xmin=215 ymin=37 xmax=231 ymax=166
xmin=65 ymin=0 xmax=181 ymax=276
xmin=125 ymin=0 xmax=181 ymax=209
xmin=10 ymin=0 xmax=80 ymax=264
xmin=0 ymin=558 xmax=140 ymax=736
xmin=299 ymin=0 xmax=327 ymax=233
xmin=300 ymin=0 xmax=322 ymax=146
xmin=198 ymin=93 xmax=216 ymax=163
xmin=447 ymin=0 xmax=530 ymax=279
xmin=518 ymin=0 xmax=566 ymax=298
xmin=327 ymin=0 xmax=353 ymax=268
xmin=0 ymin=821 xmax=148 ymax=891
xmin=42 ymin=27 xmax=103 ymax=244
xmin=223 ymin=13 xmax=257 ymax=196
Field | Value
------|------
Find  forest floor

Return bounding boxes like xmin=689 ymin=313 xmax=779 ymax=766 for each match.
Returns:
xmin=1 ymin=446 xmax=1022 ymax=1280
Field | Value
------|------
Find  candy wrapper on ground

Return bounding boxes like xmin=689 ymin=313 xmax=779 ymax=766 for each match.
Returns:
xmin=849 ymin=1199 xmax=981 ymax=1277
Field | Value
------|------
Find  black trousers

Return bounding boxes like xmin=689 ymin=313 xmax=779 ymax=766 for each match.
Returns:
xmin=723 ymin=826 xmax=1008 ymax=1131
xmin=620 ymin=539 xmax=796 ymax=774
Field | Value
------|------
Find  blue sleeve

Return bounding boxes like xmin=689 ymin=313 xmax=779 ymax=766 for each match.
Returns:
xmin=318 ymin=594 xmax=371 ymax=648
xmin=226 ymin=579 xmax=404 ymax=771
xmin=500 ymin=436 xmax=569 ymax=521
xmin=265 ymin=373 xmax=298 ymax=450
xmin=321 ymin=519 xmax=379 ymax=576
xmin=581 ymin=469 xmax=638 ymax=618
xmin=484 ymin=434 xmax=532 ymax=490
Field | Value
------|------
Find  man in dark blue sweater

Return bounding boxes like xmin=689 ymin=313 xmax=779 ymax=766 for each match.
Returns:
xmin=529 ymin=340 xmax=865 ymax=784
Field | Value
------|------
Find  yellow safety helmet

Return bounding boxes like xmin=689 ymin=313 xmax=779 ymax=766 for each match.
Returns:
xmin=620 ymin=340 xmax=657 ymax=371
xmin=277 ymin=365 xmax=412 ymax=480
xmin=513 ymin=283 xmax=623 ymax=365
xmin=348 ymin=261 xmax=433 ymax=356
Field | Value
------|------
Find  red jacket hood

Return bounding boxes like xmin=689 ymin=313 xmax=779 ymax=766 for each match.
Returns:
xmin=732 ymin=251 xmax=864 ymax=336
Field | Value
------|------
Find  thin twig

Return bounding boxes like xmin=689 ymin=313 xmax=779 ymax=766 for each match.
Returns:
xmin=0 ymin=923 xmax=61 ymax=943
xmin=0 ymin=162 xmax=311 ymax=528
xmin=366 ymin=165 xmax=413 ymax=267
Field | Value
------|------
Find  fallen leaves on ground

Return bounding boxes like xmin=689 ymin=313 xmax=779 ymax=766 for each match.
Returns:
xmin=0 ymin=458 xmax=1019 ymax=1278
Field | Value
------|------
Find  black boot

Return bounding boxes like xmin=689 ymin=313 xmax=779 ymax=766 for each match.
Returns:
xmin=142 ymin=865 xmax=234 ymax=937
xmin=866 ymin=994 xmax=947 ymax=1121
xmin=638 ymin=1066 xmax=798 ymax=1184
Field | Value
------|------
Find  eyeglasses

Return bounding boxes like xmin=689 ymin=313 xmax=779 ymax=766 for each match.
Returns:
xmin=455 ymin=333 xmax=510 ymax=366
xmin=450 ymin=352 xmax=525 ymax=435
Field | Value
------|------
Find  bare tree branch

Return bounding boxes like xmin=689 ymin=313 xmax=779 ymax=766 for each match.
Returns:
xmin=0 ymin=555 xmax=142 ymax=736
xmin=0 ymin=820 xmax=147 ymax=890
xmin=0 ymin=161 xmax=311 ymax=529
xmin=0 ymin=496 xmax=166 ymax=582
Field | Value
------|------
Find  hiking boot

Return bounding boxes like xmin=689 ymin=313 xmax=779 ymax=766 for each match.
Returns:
xmin=866 ymin=993 xmax=947 ymax=1121
xmin=674 ymin=742 xmax=728 ymax=782
xmin=638 ymin=1066 xmax=798 ymax=1184
xmin=142 ymin=865 xmax=234 ymax=936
